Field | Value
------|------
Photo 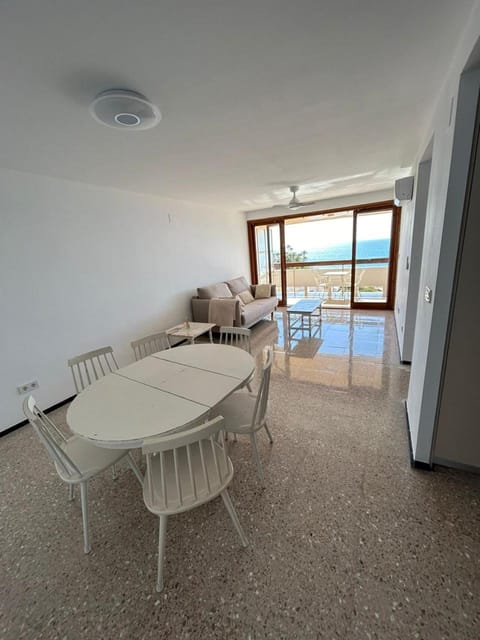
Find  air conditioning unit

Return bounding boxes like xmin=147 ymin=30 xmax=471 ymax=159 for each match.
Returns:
xmin=394 ymin=176 xmax=414 ymax=205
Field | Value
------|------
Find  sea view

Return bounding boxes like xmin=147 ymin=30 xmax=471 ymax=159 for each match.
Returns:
xmin=304 ymin=238 xmax=390 ymax=262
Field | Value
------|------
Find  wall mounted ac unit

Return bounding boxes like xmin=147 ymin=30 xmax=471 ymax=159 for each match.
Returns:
xmin=394 ymin=176 xmax=414 ymax=205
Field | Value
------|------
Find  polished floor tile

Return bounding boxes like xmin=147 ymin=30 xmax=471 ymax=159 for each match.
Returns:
xmin=0 ymin=309 xmax=478 ymax=639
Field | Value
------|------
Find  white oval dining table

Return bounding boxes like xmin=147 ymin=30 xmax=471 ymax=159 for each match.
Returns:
xmin=67 ymin=344 xmax=255 ymax=449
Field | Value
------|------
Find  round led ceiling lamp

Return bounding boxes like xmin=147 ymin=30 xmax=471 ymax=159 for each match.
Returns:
xmin=89 ymin=89 xmax=161 ymax=130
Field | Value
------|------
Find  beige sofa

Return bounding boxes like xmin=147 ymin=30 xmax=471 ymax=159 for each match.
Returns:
xmin=191 ymin=276 xmax=277 ymax=328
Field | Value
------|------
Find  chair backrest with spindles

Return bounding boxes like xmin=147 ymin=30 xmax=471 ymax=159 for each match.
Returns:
xmin=23 ymin=396 xmax=81 ymax=480
xmin=67 ymin=346 xmax=118 ymax=393
xmin=219 ymin=326 xmax=251 ymax=353
xmin=251 ymin=348 xmax=273 ymax=431
xmin=142 ymin=416 xmax=231 ymax=512
xmin=131 ymin=331 xmax=171 ymax=361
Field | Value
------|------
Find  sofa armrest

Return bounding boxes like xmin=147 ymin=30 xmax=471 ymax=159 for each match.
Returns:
xmin=191 ymin=297 xmax=210 ymax=323
xmin=251 ymin=283 xmax=277 ymax=298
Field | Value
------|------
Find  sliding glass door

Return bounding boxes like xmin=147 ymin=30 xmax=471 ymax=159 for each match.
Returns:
xmin=352 ymin=209 xmax=394 ymax=306
xmin=248 ymin=201 xmax=400 ymax=310
xmin=284 ymin=212 xmax=353 ymax=307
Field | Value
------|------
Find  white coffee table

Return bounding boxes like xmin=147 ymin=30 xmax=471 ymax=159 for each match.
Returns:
xmin=166 ymin=321 xmax=215 ymax=344
xmin=286 ymin=299 xmax=323 ymax=337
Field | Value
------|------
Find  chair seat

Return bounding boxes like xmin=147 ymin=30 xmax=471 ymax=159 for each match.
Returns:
xmin=57 ymin=435 xmax=128 ymax=482
xmin=143 ymin=439 xmax=233 ymax=515
xmin=215 ymin=390 xmax=258 ymax=433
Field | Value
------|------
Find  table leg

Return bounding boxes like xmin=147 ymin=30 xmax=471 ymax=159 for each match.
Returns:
xmin=208 ymin=329 xmax=213 ymax=343
xmin=309 ymin=314 xmax=312 ymax=337
xmin=188 ymin=337 xmax=195 ymax=345
xmin=287 ymin=312 xmax=291 ymax=334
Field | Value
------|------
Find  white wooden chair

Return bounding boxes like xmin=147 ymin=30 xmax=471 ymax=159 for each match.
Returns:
xmin=142 ymin=416 xmax=248 ymax=592
xmin=131 ymin=331 xmax=171 ymax=361
xmin=213 ymin=348 xmax=273 ymax=482
xmin=68 ymin=345 xmax=122 ymax=478
xmin=23 ymin=396 xmax=143 ymax=554
xmin=219 ymin=326 xmax=254 ymax=393
xmin=219 ymin=326 xmax=251 ymax=351
xmin=67 ymin=346 xmax=119 ymax=394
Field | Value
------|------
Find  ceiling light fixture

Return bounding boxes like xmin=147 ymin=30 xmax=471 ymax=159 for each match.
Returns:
xmin=89 ymin=89 xmax=161 ymax=131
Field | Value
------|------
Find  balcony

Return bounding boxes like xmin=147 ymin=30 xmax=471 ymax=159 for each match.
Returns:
xmin=267 ymin=263 xmax=389 ymax=306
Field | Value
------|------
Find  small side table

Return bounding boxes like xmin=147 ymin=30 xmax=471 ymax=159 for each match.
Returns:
xmin=166 ymin=322 xmax=215 ymax=345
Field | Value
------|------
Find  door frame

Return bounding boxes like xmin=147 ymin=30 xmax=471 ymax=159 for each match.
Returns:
xmin=247 ymin=199 xmax=401 ymax=309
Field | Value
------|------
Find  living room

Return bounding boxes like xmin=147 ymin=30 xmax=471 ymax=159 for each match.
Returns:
xmin=1 ymin=2 xmax=480 ymax=639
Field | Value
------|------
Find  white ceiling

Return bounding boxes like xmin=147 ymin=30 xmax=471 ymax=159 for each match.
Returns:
xmin=0 ymin=0 xmax=475 ymax=211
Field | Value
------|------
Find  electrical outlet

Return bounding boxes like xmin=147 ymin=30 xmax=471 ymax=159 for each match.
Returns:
xmin=17 ymin=380 xmax=39 ymax=395
xmin=425 ymin=286 xmax=433 ymax=303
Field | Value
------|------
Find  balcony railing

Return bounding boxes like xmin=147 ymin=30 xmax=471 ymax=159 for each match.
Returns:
xmin=267 ymin=259 xmax=389 ymax=305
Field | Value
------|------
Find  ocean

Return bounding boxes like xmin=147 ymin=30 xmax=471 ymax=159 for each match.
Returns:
xmin=305 ymin=238 xmax=390 ymax=262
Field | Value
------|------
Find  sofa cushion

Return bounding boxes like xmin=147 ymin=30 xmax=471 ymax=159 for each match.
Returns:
xmin=235 ymin=294 xmax=246 ymax=309
xmin=241 ymin=297 xmax=276 ymax=326
xmin=197 ymin=282 xmax=233 ymax=299
xmin=225 ymin=276 xmax=250 ymax=296
xmin=254 ymin=284 xmax=272 ymax=299
xmin=238 ymin=289 xmax=254 ymax=305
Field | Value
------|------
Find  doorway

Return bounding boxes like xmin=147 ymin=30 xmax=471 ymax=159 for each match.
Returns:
xmin=248 ymin=200 xmax=400 ymax=309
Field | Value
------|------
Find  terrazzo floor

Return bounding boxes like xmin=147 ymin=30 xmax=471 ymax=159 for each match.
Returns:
xmin=1 ymin=309 xmax=479 ymax=640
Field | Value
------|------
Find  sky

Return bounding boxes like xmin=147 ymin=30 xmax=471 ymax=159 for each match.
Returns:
xmin=284 ymin=211 xmax=392 ymax=250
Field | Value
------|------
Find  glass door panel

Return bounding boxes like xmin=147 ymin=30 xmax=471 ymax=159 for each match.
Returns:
xmin=284 ymin=212 xmax=353 ymax=306
xmin=255 ymin=226 xmax=269 ymax=284
xmin=353 ymin=210 xmax=393 ymax=304
xmin=254 ymin=224 xmax=282 ymax=302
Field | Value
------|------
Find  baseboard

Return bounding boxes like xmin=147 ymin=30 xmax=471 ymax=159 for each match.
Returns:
xmin=404 ymin=401 xmax=433 ymax=470
xmin=1 ymin=395 xmax=76 ymax=438
xmin=433 ymin=457 xmax=480 ymax=474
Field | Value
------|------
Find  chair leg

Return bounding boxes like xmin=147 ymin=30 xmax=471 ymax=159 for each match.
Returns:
xmin=156 ymin=515 xmax=168 ymax=592
xmin=80 ymin=481 xmax=91 ymax=554
xmin=112 ymin=464 xmax=117 ymax=481
xmin=250 ymin=433 xmax=264 ymax=482
xmin=264 ymin=424 xmax=274 ymax=444
xmin=126 ymin=452 xmax=144 ymax=485
xmin=246 ymin=382 xmax=253 ymax=392
xmin=68 ymin=484 xmax=75 ymax=501
xmin=221 ymin=490 xmax=248 ymax=547
xmin=233 ymin=432 xmax=238 ymax=443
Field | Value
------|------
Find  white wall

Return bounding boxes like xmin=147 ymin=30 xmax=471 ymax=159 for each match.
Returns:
xmin=245 ymin=189 xmax=393 ymax=220
xmin=406 ymin=1 xmax=480 ymax=463
xmin=434 ymin=116 xmax=480 ymax=470
xmin=0 ymin=169 xmax=249 ymax=431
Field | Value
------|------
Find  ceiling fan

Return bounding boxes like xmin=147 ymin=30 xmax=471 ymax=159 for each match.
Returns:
xmin=287 ymin=185 xmax=320 ymax=210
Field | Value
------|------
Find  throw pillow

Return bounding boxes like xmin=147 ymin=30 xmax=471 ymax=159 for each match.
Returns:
xmin=235 ymin=294 xmax=246 ymax=309
xmin=254 ymin=284 xmax=271 ymax=299
xmin=238 ymin=289 xmax=254 ymax=305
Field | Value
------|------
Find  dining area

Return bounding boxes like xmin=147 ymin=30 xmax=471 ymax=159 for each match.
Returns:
xmin=21 ymin=328 xmax=274 ymax=593
xmin=3 ymin=309 xmax=479 ymax=639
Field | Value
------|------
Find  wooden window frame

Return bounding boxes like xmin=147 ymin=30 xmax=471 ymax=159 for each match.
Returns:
xmin=247 ymin=199 xmax=401 ymax=310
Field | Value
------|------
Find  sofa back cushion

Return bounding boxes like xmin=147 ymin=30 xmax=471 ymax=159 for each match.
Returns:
xmin=254 ymin=284 xmax=272 ymax=299
xmin=197 ymin=282 xmax=233 ymax=299
xmin=225 ymin=276 xmax=250 ymax=296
